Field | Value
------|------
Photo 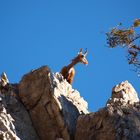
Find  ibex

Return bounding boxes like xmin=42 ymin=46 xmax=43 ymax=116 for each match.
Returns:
xmin=60 ymin=48 xmax=88 ymax=84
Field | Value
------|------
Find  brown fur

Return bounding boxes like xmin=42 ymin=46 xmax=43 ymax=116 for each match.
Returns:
xmin=60 ymin=66 xmax=75 ymax=84
xmin=60 ymin=49 xmax=88 ymax=84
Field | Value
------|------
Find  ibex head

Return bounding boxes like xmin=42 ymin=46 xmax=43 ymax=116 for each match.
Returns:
xmin=77 ymin=48 xmax=88 ymax=65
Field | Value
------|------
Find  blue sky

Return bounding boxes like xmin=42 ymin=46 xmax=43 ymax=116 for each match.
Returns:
xmin=0 ymin=0 xmax=140 ymax=111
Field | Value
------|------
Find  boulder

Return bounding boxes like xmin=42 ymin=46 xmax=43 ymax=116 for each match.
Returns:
xmin=19 ymin=66 xmax=88 ymax=140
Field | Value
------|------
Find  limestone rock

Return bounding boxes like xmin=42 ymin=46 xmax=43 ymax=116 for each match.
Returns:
xmin=0 ymin=79 xmax=39 ymax=140
xmin=75 ymin=81 xmax=140 ymax=140
xmin=0 ymin=72 xmax=9 ymax=87
xmin=19 ymin=66 xmax=88 ymax=140
xmin=110 ymin=80 xmax=139 ymax=105
xmin=0 ymin=107 xmax=19 ymax=140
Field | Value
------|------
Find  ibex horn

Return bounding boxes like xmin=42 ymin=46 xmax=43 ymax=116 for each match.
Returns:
xmin=78 ymin=48 xmax=83 ymax=54
xmin=84 ymin=48 xmax=88 ymax=56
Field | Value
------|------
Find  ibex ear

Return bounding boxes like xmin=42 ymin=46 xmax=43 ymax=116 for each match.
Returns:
xmin=78 ymin=48 xmax=83 ymax=54
xmin=84 ymin=48 xmax=88 ymax=56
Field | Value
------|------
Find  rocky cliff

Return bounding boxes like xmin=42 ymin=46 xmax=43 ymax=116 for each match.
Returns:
xmin=0 ymin=66 xmax=88 ymax=140
xmin=0 ymin=66 xmax=140 ymax=140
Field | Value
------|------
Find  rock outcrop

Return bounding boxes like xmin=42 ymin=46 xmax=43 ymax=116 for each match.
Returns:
xmin=0 ymin=73 xmax=39 ymax=140
xmin=19 ymin=66 xmax=88 ymax=140
xmin=75 ymin=81 xmax=140 ymax=140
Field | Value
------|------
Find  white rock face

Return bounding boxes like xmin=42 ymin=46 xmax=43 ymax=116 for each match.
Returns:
xmin=0 ymin=97 xmax=20 ymax=140
xmin=107 ymin=81 xmax=139 ymax=105
xmin=52 ymin=72 xmax=89 ymax=114
xmin=0 ymin=72 xmax=9 ymax=87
